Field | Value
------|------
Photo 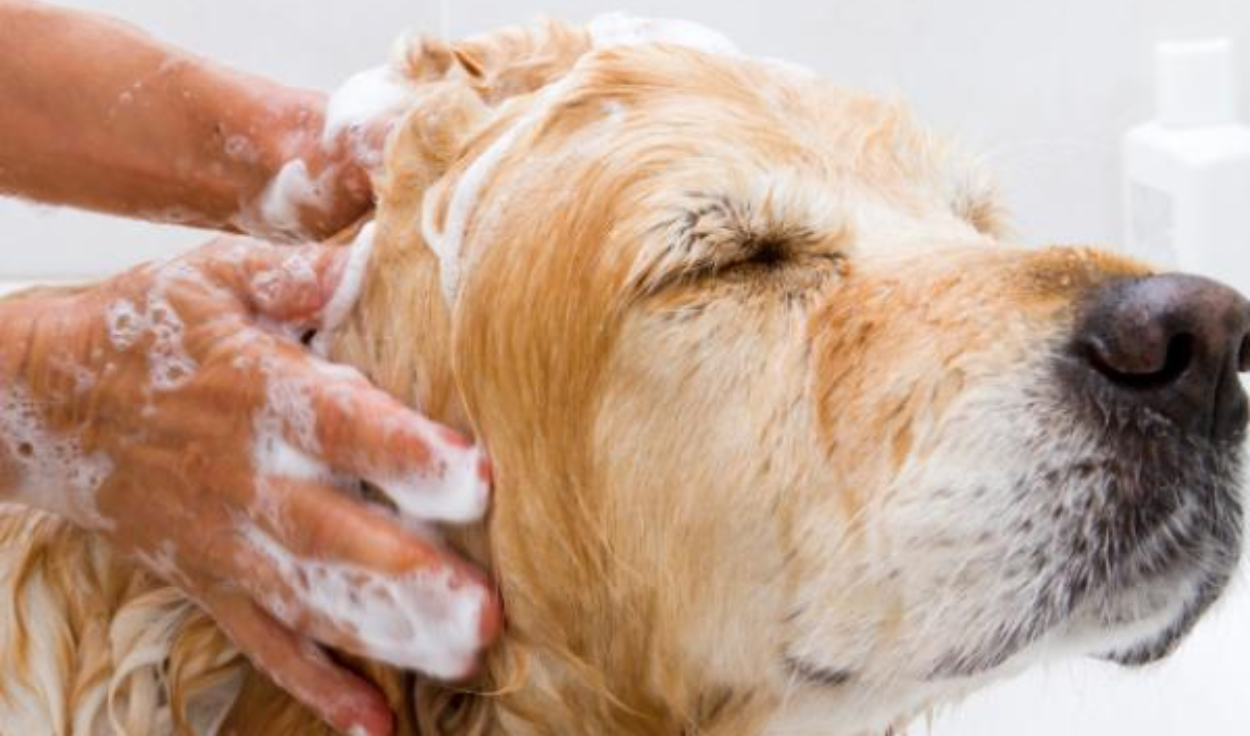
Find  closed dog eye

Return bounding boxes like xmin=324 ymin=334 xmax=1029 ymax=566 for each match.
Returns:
xmin=629 ymin=186 xmax=850 ymax=298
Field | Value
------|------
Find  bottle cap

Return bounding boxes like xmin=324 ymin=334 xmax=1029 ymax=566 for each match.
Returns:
xmin=1156 ymin=38 xmax=1239 ymax=127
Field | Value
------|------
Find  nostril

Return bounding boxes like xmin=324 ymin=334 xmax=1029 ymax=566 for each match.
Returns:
xmin=1073 ymin=274 xmax=1250 ymax=441
xmin=1088 ymin=332 xmax=1196 ymax=390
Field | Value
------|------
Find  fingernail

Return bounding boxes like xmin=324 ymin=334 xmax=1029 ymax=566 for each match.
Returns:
xmin=478 ymin=582 xmax=504 ymax=644
xmin=477 ymin=454 xmax=492 ymax=486
xmin=437 ymin=424 xmax=472 ymax=448
xmin=376 ymin=441 xmax=490 ymax=524
xmin=337 ymin=704 xmax=390 ymax=734
xmin=450 ymin=560 xmax=503 ymax=647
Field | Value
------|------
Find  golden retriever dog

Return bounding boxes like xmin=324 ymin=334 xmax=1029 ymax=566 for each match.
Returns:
xmin=2 ymin=14 xmax=1246 ymax=736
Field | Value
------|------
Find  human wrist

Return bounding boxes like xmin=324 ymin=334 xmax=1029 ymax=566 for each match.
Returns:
xmin=168 ymin=64 xmax=308 ymax=231
xmin=235 ymin=87 xmax=372 ymax=241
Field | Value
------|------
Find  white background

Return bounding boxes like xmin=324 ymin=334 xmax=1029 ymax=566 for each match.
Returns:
xmin=2 ymin=1 xmax=1249 ymax=734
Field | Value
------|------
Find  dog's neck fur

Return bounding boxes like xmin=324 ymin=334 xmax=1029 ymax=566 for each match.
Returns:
xmin=315 ymin=28 xmax=956 ymax=733
xmin=323 ymin=149 xmax=781 ymax=735
xmin=333 ymin=222 xmax=464 ymax=433
xmin=318 ymin=55 xmax=817 ymax=731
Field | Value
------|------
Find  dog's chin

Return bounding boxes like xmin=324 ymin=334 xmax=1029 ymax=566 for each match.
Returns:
xmin=1027 ymin=360 xmax=1248 ymax=672
xmin=1073 ymin=451 xmax=1245 ymax=668
xmin=1028 ymin=507 xmax=1242 ymax=678
xmin=1067 ymin=569 xmax=1209 ymax=666
xmin=1100 ymin=619 xmax=1191 ymax=667
xmin=928 ymin=455 xmax=1242 ymax=683
xmin=923 ymin=559 xmax=1224 ymax=685
xmin=1089 ymin=553 xmax=1235 ymax=667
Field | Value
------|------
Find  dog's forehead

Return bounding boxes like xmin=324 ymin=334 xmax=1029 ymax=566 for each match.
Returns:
xmin=420 ymin=31 xmax=794 ymax=304
xmin=418 ymin=24 xmax=961 ymax=310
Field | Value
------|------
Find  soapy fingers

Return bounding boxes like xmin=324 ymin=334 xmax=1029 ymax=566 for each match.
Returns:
xmin=191 ymin=235 xmax=354 ymax=326
xmin=235 ymin=240 xmax=348 ymax=324
xmin=0 ymin=234 xmax=502 ymax=734
xmin=247 ymin=476 xmax=446 ymax=572
xmin=259 ymin=350 xmax=491 ymax=524
xmin=229 ymin=486 xmax=499 ymax=681
xmin=201 ymin=588 xmax=396 ymax=736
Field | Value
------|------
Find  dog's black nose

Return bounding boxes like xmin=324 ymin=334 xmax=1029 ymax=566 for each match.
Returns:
xmin=1077 ymin=274 xmax=1250 ymax=441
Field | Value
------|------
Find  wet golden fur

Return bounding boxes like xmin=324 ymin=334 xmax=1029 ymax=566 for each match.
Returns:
xmin=0 ymin=18 xmax=1163 ymax=736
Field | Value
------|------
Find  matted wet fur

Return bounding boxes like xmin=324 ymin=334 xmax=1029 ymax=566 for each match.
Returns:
xmin=1 ymin=17 xmax=1242 ymax=736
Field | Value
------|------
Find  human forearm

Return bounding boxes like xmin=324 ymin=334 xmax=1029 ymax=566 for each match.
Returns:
xmin=0 ymin=1 xmax=370 ymax=238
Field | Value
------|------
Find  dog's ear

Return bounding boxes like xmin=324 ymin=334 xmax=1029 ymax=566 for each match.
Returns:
xmin=375 ymin=19 xmax=592 ymax=214
xmin=400 ymin=19 xmax=591 ymax=106
xmin=373 ymin=82 xmax=489 ymax=216
xmin=335 ymin=20 xmax=595 ymax=424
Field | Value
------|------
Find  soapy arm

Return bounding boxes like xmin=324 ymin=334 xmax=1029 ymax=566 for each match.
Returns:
xmin=0 ymin=235 xmax=501 ymax=736
xmin=0 ymin=0 xmax=380 ymax=240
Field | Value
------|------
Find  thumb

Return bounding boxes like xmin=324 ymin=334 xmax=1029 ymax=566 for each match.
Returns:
xmin=209 ymin=225 xmax=374 ymax=330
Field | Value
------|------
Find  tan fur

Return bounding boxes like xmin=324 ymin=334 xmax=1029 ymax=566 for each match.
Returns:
xmin=0 ymin=18 xmax=1163 ymax=736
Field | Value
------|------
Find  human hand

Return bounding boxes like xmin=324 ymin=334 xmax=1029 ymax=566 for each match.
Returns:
xmin=235 ymin=69 xmax=415 ymax=242
xmin=0 ymin=0 xmax=414 ymax=244
xmin=0 ymin=232 xmax=501 ymax=736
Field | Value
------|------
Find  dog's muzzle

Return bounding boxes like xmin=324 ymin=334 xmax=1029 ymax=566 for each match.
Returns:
xmin=1054 ymin=272 xmax=1250 ymax=663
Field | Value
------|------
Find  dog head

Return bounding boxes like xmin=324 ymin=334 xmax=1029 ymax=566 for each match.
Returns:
xmin=335 ymin=16 xmax=1248 ymax=735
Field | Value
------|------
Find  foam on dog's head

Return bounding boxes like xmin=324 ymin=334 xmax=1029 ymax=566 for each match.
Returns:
xmin=420 ymin=75 xmax=580 ymax=304
xmin=405 ymin=14 xmax=748 ymax=306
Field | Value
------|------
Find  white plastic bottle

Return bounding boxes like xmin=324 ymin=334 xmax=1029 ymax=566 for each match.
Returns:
xmin=1122 ymin=38 xmax=1250 ymax=293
